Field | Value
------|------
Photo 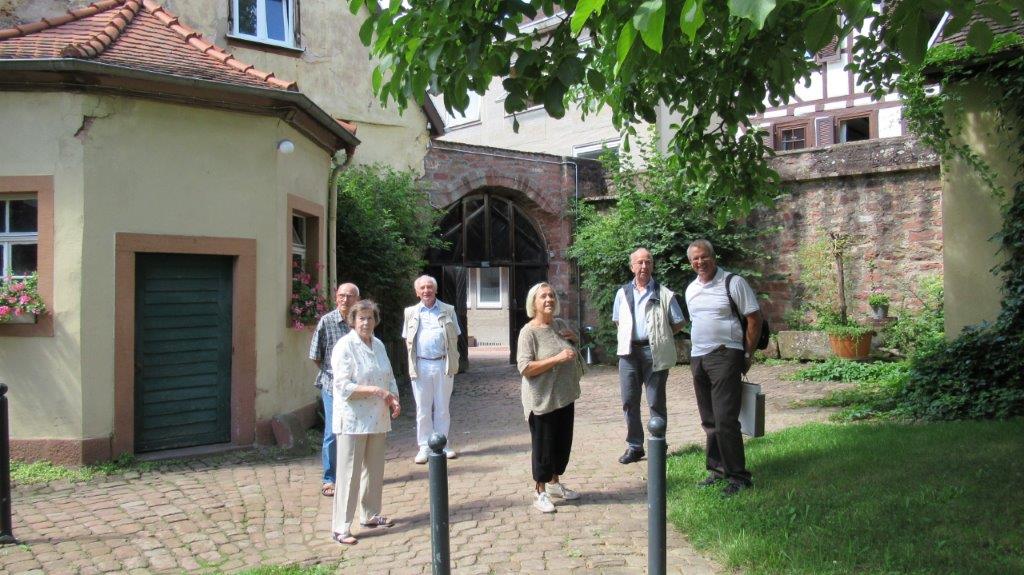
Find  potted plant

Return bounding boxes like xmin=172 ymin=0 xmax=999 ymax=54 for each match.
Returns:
xmin=868 ymin=291 xmax=890 ymax=320
xmin=823 ymin=232 xmax=873 ymax=359
xmin=0 ymin=272 xmax=47 ymax=324
xmin=290 ymin=265 xmax=327 ymax=329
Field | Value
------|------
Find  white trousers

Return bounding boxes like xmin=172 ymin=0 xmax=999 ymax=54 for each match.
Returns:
xmin=412 ymin=358 xmax=454 ymax=450
xmin=332 ymin=433 xmax=386 ymax=536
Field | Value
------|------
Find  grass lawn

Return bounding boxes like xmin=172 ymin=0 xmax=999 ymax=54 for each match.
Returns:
xmin=667 ymin=419 xmax=1024 ymax=574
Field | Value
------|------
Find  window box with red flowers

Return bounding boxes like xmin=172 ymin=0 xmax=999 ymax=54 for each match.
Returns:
xmin=0 ymin=272 xmax=46 ymax=324
xmin=290 ymin=266 xmax=327 ymax=330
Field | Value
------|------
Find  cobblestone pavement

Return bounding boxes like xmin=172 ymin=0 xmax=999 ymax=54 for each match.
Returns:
xmin=1 ymin=351 xmax=845 ymax=574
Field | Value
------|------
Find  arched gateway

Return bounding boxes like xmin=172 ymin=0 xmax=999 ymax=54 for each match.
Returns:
xmin=420 ymin=141 xmax=608 ymax=366
xmin=426 ymin=192 xmax=549 ymax=366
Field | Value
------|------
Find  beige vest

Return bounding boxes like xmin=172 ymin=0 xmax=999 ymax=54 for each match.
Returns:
xmin=616 ymin=283 xmax=678 ymax=371
xmin=404 ymin=300 xmax=460 ymax=379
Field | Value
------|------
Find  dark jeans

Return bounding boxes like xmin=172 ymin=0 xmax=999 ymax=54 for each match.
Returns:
xmin=618 ymin=345 xmax=668 ymax=449
xmin=528 ymin=403 xmax=575 ymax=483
xmin=691 ymin=346 xmax=752 ymax=486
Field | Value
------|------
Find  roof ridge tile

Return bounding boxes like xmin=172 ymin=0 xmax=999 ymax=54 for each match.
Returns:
xmin=59 ymin=0 xmax=141 ymax=59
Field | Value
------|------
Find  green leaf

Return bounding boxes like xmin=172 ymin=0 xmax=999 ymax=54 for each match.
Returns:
xmin=349 ymin=0 xmax=365 ymax=16
xmin=571 ymin=0 xmax=606 ymax=36
xmin=978 ymin=3 xmax=1014 ymax=26
xmin=616 ymin=21 xmax=638 ymax=74
xmin=804 ymin=7 xmax=837 ymax=53
xmin=966 ymin=21 xmax=994 ymax=54
xmin=372 ymin=66 xmax=383 ymax=94
xmin=679 ymin=0 xmax=706 ymax=43
xmin=358 ymin=16 xmax=375 ymax=46
xmin=633 ymin=0 xmax=666 ymax=53
xmin=895 ymin=12 xmax=932 ymax=65
xmin=836 ymin=0 xmax=872 ymax=28
xmin=587 ymin=68 xmax=607 ymax=92
xmin=544 ymin=81 xmax=567 ymax=119
xmin=557 ymin=57 xmax=584 ymax=86
xmin=727 ymin=0 xmax=777 ymax=30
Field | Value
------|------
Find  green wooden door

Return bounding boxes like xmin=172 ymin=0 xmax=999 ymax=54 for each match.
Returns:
xmin=134 ymin=254 xmax=233 ymax=452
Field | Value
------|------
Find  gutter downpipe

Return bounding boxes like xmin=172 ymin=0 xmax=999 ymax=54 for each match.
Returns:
xmin=327 ymin=148 xmax=356 ymax=294
xmin=425 ymin=142 xmax=582 ymax=328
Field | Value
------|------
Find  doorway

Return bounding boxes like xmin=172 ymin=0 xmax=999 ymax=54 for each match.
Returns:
xmin=427 ymin=192 xmax=548 ymax=365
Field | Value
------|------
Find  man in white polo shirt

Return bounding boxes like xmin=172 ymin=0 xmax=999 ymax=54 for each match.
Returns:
xmin=685 ymin=239 xmax=762 ymax=496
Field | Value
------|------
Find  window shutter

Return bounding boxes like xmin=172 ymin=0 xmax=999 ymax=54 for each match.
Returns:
xmin=815 ymin=117 xmax=834 ymax=147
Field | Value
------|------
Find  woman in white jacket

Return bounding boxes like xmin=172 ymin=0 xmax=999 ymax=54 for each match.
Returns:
xmin=330 ymin=299 xmax=401 ymax=545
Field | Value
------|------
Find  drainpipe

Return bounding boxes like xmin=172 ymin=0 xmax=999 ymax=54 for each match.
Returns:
xmin=426 ymin=142 xmax=583 ymax=328
xmin=327 ymin=148 xmax=356 ymax=293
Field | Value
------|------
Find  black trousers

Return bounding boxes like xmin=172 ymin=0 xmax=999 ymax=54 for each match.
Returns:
xmin=528 ymin=402 xmax=575 ymax=483
xmin=691 ymin=347 xmax=752 ymax=486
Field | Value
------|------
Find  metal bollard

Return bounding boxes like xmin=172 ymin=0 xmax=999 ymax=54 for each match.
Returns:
xmin=648 ymin=417 xmax=667 ymax=575
xmin=427 ymin=433 xmax=450 ymax=575
xmin=0 ymin=383 xmax=14 ymax=544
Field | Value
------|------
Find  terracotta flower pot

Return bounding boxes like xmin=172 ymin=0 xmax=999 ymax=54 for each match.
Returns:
xmin=828 ymin=332 xmax=873 ymax=360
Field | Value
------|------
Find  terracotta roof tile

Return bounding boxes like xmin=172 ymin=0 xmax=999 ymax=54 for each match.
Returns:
xmin=0 ymin=0 xmax=297 ymax=91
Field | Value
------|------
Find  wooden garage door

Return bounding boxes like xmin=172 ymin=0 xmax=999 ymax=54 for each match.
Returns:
xmin=134 ymin=253 xmax=233 ymax=452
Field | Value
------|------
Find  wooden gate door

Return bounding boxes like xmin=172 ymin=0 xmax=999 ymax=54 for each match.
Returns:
xmin=134 ymin=254 xmax=233 ymax=452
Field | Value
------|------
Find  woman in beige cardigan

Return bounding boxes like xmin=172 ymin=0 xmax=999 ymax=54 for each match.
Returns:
xmin=516 ymin=282 xmax=583 ymax=513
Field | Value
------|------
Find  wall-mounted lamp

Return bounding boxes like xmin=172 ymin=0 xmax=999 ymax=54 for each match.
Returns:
xmin=277 ymin=139 xmax=295 ymax=154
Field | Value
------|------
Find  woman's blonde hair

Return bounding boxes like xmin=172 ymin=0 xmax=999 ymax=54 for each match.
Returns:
xmin=525 ymin=282 xmax=559 ymax=318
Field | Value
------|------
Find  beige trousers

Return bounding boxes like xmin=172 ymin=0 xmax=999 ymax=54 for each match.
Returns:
xmin=332 ymin=432 xmax=387 ymax=536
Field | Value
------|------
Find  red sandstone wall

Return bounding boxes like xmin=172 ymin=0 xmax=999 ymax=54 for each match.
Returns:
xmin=753 ymin=136 xmax=943 ymax=326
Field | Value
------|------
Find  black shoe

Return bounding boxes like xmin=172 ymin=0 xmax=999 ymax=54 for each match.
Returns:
xmin=696 ymin=475 xmax=722 ymax=488
xmin=722 ymin=482 xmax=752 ymax=496
xmin=618 ymin=448 xmax=645 ymax=464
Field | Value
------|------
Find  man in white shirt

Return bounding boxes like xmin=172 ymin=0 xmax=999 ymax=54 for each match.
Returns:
xmin=612 ymin=248 xmax=686 ymax=464
xmin=403 ymin=275 xmax=462 ymax=463
xmin=685 ymin=239 xmax=762 ymax=496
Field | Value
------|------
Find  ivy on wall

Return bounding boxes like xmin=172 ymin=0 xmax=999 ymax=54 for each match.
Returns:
xmin=896 ymin=34 xmax=1024 ymax=420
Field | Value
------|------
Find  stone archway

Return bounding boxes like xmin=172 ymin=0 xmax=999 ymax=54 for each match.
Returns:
xmin=426 ymin=191 xmax=549 ymax=364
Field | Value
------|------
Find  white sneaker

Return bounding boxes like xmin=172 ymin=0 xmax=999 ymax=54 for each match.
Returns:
xmin=545 ymin=482 xmax=580 ymax=500
xmin=413 ymin=449 xmax=428 ymax=464
xmin=444 ymin=448 xmax=457 ymax=459
xmin=533 ymin=491 xmax=556 ymax=513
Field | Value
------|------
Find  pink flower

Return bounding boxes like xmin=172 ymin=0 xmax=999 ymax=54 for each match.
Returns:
xmin=10 ymin=283 xmax=24 ymax=293
xmin=0 ymin=306 xmax=10 ymax=316
xmin=292 ymin=320 xmax=304 ymax=329
xmin=19 ymin=295 xmax=31 ymax=305
xmin=13 ymin=308 xmax=22 ymax=316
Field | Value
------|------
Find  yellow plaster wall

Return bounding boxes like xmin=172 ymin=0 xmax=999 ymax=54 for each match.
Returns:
xmin=942 ymin=80 xmax=1019 ymax=336
xmin=161 ymin=0 xmax=430 ymax=171
xmin=79 ymin=97 xmax=327 ymax=434
xmin=0 ymin=92 xmax=86 ymax=439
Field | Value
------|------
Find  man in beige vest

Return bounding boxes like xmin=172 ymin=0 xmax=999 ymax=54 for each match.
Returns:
xmin=403 ymin=275 xmax=462 ymax=463
xmin=612 ymin=248 xmax=686 ymax=464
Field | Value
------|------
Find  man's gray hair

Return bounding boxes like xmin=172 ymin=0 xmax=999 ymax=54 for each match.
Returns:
xmin=414 ymin=275 xmax=438 ymax=289
xmin=687 ymin=239 xmax=716 ymax=258
xmin=630 ymin=247 xmax=653 ymax=263
xmin=337 ymin=282 xmax=360 ymax=296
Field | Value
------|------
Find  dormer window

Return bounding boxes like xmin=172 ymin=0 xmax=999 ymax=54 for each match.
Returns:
xmin=231 ymin=0 xmax=297 ymax=48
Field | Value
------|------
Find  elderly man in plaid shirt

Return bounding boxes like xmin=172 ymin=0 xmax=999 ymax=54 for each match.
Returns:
xmin=309 ymin=282 xmax=360 ymax=496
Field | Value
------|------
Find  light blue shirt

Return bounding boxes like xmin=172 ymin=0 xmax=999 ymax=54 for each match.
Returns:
xmin=403 ymin=301 xmax=462 ymax=359
xmin=612 ymin=280 xmax=685 ymax=340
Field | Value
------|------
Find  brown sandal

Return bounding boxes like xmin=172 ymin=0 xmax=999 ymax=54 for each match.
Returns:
xmin=321 ymin=483 xmax=335 ymax=497
xmin=333 ymin=532 xmax=357 ymax=545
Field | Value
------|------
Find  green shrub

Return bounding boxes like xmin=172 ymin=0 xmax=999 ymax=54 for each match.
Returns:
xmin=867 ymin=293 xmax=890 ymax=307
xmin=568 ymin=140 xmax=771 ymax=357
xmin=793 ymin=359 xmax=910 ymax=421
xmin=335 ymin=164 xmax=442 ymax=351
xmin=903 ymin=326 xmax=1024 ymax=420
xmin=882 ymin=275 xmax=944 ymax=355
xmin=790 ymin=358 xmax=909 ymax=384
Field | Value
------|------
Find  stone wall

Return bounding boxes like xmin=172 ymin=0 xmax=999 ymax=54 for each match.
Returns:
xmin=753 ymin=136 xmax=943 ymax=326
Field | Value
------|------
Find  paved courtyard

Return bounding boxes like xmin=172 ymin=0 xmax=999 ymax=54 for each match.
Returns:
xmin=1 ymin=350 xmax=844 ymax=574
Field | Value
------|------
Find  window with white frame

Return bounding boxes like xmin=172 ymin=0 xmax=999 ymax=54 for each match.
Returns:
xmin=0 ymin=195 xmax=38 ymax=278
xmin=573 ymin=139 xmax=620 ymax=160
xmin=476 ymin=267 xmax=502 ymax=308
xmin=232 ymin=0 xmax=297 ymax=47
xmin=291 ymin=214 xmax=307 ymax=271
